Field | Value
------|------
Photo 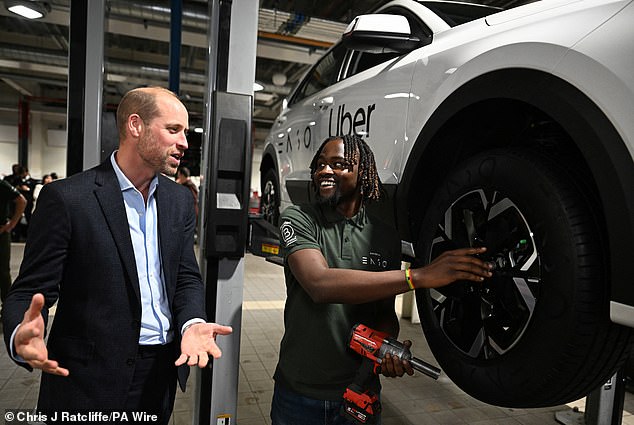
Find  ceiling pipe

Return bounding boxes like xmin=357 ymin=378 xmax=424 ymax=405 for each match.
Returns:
xmin=106 ymin=0 xmax=209 ymax=31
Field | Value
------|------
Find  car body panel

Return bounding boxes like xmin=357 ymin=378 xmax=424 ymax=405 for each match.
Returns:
xmin=261 ymin=0 xmax=634 ymax=325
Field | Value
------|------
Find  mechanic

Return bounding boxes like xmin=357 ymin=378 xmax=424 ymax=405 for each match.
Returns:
xmin=271 ymin=134 xmax=493 ymax=424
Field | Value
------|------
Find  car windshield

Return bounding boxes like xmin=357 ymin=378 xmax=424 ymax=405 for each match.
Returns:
xmin=417 ymin=0 xmax=538 ymax=26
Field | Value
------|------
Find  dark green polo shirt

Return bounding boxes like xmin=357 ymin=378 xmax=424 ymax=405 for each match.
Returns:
xmin=274 ymin=202 xmax=400 ymax=400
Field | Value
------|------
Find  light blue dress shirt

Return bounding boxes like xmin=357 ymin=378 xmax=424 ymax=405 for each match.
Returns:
xmin=111 ymin=153 xmax=173 ymax=345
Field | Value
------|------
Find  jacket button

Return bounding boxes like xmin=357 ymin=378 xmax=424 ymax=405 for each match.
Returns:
xmin=126 ymin=358 xmax=135 ymax=366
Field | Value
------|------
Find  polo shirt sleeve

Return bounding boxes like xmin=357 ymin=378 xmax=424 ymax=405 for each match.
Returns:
xmin=279 ymin=204 xmax=321 ymax=257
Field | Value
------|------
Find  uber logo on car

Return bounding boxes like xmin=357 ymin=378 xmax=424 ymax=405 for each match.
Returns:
xmin=328 ymin=103 xmax=375 ymax=138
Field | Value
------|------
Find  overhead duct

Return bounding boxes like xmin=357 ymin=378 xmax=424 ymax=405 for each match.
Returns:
xmin=106 ymin=1 xmax=347 ymax=43
xmin=106 ymin=0 xmax=209 ymax=31
xmin=0 ymin=45 xmax=292 ymax=95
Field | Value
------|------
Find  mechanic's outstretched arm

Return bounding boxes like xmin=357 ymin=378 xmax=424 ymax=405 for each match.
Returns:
xmin=288 ymin=246 xmax=493 ymax=304
xmin=13 ymin=293 xmax=69 ymax=376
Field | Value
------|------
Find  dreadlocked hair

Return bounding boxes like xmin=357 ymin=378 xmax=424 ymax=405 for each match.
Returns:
xmin=309 ymin=134 xmax=384 ymax=203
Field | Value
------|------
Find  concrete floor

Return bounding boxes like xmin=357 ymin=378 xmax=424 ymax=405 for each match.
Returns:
xmin=1 ymin=242 xmax=632 ymax=424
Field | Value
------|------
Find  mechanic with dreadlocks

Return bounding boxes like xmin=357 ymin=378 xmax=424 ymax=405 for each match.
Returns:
xmin=270 ymin=134 xmax=493 ymax=425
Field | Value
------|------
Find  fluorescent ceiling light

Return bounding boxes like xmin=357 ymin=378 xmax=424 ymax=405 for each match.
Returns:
xmin=5 ymin=1 xmax=50 ymax=19
xmin=253 ymin=82 xmax=264 ymax=92
xmin=8 ymin=5 xmax=42 ymax=18
xmin=194 ymin=127 xmax=204 ymax=134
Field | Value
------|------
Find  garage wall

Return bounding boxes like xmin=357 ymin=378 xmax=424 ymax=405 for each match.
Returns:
xmin=0 ymin=125 xmax=18 ymax=177
xmin=0 ymin=115 xmax=67 ymax=180
xmin=2 ymin=118 xmax=264 ymax=191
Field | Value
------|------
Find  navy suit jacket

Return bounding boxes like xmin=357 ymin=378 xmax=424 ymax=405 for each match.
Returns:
xmin=2 ymin=160 xmax=207 ymax=411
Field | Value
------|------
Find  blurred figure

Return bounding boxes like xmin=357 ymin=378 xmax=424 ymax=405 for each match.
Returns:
xmin=4 ymin=164 xmax=30 ymax=193
xmin=32 ymin=174 xmax=52 ymax=214
xmin=20 ymin=168 xmax=35 ymax=237
xmin=0 ymin=179 xmax=26 ymax=306
xmin=3 ymin=165 xmax=30 ymax=242
xmin=3 ymin=164 xmax=22 ymax=188
xmin=176 ymin=166 xmax=199 ymax=221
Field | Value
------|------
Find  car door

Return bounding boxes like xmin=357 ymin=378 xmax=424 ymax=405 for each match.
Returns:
xmin=271 ymin=43 xmax=348 ymax=210
xmin=314 ymin=51 xmax=416 ymax=187
xmin=315 ymin=7 xmax=432 ymax=188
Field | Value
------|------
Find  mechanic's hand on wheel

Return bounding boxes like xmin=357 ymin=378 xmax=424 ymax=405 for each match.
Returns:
xmin=412 ymin=247 xmax=493 ymax=288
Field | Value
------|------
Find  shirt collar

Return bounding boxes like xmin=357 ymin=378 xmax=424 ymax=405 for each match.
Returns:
xmin=320 ymin=202 xmax=367 ymax=229
xmin=110 ymin=151 xmax=159 ymax=195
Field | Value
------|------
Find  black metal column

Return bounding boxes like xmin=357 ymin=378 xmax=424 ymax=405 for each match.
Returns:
xmin=65 ymin=0 xmax=87 ymax=176
xmin=66 ymin=0 xmax=105 ymax=175
xmin=169 ymin=0 xmax=182 ymax=94
xmin=17 ymin=97 xmax=29 ymax=168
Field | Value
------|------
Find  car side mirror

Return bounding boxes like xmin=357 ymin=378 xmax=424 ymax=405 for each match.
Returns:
xmin=342 ymin=14 xmax=421 ymax=54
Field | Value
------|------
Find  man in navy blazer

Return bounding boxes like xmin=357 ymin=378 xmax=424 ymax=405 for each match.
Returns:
xmin=2 ymin=87 xmax=231 ymax=423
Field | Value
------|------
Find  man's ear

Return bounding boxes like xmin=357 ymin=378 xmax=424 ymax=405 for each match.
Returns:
xmin=128 ymin=114 xmax=144 ymax=138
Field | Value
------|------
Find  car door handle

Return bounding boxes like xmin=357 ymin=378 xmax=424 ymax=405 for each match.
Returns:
xmin=313 ymin=96 xmax=334 ymax=111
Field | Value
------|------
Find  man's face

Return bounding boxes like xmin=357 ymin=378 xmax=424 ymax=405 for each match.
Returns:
xmin=313 ymin=138 xmax=359 ymax=207
xmin=136 ymin=93 xmax=189 ymax=176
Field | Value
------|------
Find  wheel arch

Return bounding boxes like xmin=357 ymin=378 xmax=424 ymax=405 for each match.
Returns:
xmin=398 ymin=68 xmax=634 ymax=310
xmin=259 ymin=144 xmax=279 ymax=192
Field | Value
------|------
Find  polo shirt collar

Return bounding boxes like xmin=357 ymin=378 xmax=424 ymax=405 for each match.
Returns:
xmin=320 ymin=203 xmax=367 ymax=229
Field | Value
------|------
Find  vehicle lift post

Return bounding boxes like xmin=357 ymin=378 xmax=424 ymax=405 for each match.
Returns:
xmin=555 ymin=367 xmax=627 ymax=425
xmin=194 ymin=0 xmax=258 ymax=424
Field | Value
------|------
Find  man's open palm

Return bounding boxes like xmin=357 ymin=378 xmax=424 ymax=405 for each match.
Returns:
xmin=15 ymin=293 xmax=69 ymax=376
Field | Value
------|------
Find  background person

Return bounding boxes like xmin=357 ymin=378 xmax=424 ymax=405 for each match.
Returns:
xmin=3 ymin=164 xmax=31 ymax=242
xmin=0 ymin=179 xmax=26 ymax=309
xmin=271 ymin=135 xmax=492 ymax=425
xmin=32 ymin=174 xmax=52 ymax=214
xmin=176 ymin=166 xmax=199 ymax=221
xmin=2 ymin=86 xmax=231 ymax=424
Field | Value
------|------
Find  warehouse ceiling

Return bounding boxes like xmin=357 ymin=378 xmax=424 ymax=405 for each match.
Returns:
xmin=0 ymin=0 xmax=525 ymax=144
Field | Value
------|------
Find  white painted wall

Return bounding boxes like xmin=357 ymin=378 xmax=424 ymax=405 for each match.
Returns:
xmin=0 ymin=125 xmax=18 ymax=178
xmin=30 ymin=114 xmax=67 ymax=179
xmin=0 ymin=114 xmax=68 ymax=180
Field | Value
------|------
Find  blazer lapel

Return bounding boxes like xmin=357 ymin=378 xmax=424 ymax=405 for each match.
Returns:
xmin=93 ymin=161 xmax=141 ymax=305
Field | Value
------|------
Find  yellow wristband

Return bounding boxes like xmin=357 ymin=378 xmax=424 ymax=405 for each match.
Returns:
xmin=405 ymin=267 xmax=415 ymax=290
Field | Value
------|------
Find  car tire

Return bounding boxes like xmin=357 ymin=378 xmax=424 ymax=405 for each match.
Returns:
xmin=261 ymin=168 xmax=280 ymax=226
xmin=415 ymin=148 xmax=632 ymax=407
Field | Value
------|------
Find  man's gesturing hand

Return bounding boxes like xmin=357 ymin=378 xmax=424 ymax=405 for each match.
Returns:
xmin=15 ymin=293 xmax=69 ymax=376
xmin=412 ymin=247 xmax=493 ymax=288
xmin=176 ymin=323 xmax=233 ymax=368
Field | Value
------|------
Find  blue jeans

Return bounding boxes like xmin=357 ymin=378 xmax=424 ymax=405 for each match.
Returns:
xmin=271 ymin=382 xmax=381 ymax=425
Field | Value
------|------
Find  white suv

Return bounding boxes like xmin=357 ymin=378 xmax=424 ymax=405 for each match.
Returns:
xmin=260 ymin=0 xmax=634 ymax=407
